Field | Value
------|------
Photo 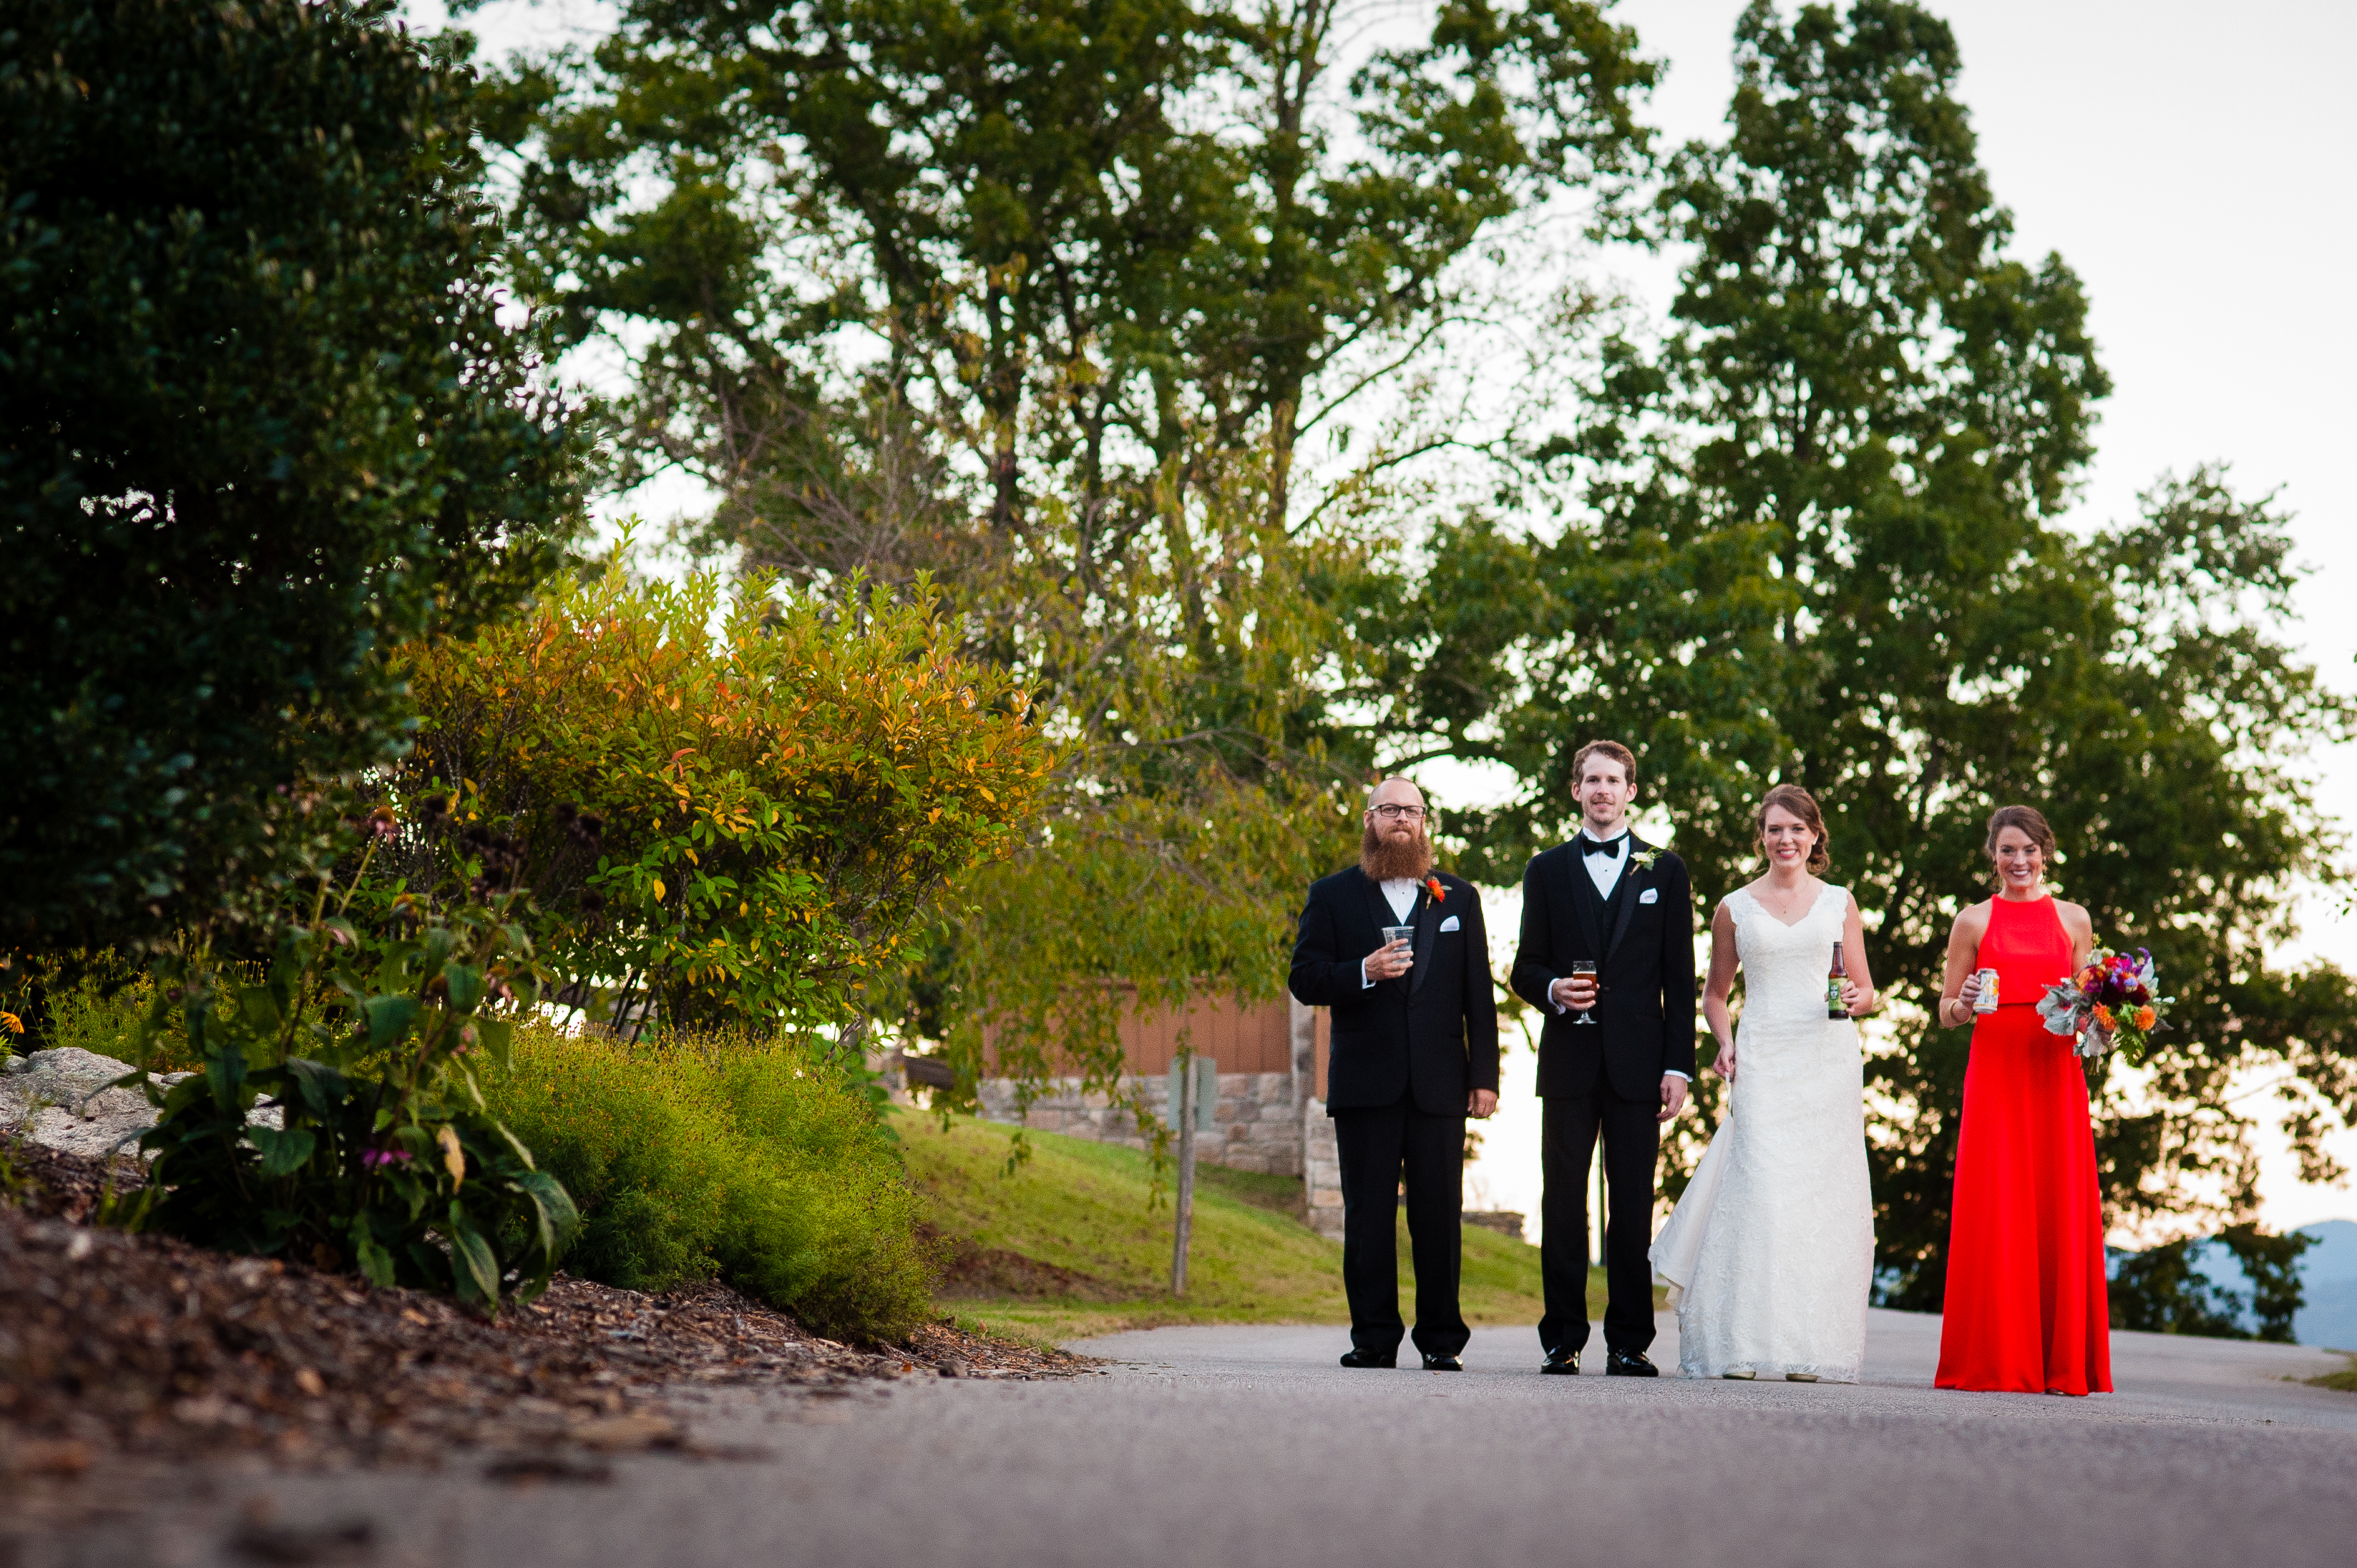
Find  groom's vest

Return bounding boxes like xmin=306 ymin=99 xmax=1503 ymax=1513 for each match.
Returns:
xmin=1582 ymin=851 xmax=1632 ymax=956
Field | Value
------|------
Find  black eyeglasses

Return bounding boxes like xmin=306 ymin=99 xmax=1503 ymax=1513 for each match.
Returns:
xmin=1369 ymin=804 xmax=1428 ymax=821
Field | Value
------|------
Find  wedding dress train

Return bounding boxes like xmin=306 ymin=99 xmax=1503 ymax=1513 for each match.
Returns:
xmin=1649 ymin=884 xmax=1875 ymax=1382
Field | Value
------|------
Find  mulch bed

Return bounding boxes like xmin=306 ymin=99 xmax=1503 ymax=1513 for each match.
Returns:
xmin=0 ymin=1143 xmax=1091 ymax=1496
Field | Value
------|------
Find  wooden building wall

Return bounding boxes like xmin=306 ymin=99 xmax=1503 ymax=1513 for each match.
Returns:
xmin=983 ymin=988 xmax=1301 ymax=1079
xmin=1113 ymin=991 xmax=1294 ymax=1076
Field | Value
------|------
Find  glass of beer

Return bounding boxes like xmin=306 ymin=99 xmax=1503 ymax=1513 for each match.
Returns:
xmin=1571 ymin=959 xmax=1599 ymax=1026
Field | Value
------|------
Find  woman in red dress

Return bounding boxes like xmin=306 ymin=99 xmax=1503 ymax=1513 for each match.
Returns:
xmin=1932 ymin=805 xmax=2112 ymax=1395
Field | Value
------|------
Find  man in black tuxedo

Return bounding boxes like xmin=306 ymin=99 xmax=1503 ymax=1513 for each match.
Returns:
xmin=1289 ymin=777 xmax=1500 ymax=1371
xmin=1511 ymin=740 xmax=1695 ymax=1377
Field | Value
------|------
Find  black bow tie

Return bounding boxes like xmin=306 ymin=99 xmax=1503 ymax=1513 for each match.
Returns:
xmin=1578 ymin=833 xmax=1627 ymax=859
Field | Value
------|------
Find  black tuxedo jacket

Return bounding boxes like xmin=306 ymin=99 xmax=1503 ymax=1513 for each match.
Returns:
xmin=1510 ymin=836 xmax=1698 ymax=1101
xmin=1288 ymin=867 xmax=1500 ymax=1117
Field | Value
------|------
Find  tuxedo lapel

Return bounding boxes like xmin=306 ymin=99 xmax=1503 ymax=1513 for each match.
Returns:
xmin=1409 ymin=881 xmax=1444 ymax=996
xmin=1604 ymin=836 xmax=1648 ymax=960
xmin=1565 ymin=845 xmax=1607 ymax=957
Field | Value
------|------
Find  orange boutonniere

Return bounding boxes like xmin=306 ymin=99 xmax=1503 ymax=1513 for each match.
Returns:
xmin=1424 ymin=876 xmax=1446 ymax=903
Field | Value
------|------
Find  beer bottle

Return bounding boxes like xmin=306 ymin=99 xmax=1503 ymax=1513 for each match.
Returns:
xmin=1827 ymin=940 xmax=1847 ymax=1019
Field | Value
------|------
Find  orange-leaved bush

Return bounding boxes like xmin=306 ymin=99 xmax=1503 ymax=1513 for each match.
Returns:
xmin=398 ymin=558 xmax=1049 ymax=1035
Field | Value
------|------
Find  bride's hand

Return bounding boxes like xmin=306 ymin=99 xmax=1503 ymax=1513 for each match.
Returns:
xmin=1713 ymin=1043 xmax=1736 ymax=1081
xmin=1839 ymin=979 xmax=1871 ymax=1016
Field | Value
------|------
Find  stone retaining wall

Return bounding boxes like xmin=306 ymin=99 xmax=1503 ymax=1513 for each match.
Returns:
xmin=974 ymin=1072 xmax=1305 ymax=1177
xmin=966 ymin=1001 xmax=1348 ymax=1219
xmin=1301 ymin=1096 xmax=1343 ymax=1237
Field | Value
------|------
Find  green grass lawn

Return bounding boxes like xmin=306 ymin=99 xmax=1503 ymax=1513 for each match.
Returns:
xmin=896 ymin=1109 xmax=1633 ymax=1347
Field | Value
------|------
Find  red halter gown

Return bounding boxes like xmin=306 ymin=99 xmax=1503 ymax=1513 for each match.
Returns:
xmin=1934 ymin=894 xmax=2113 ymax=1394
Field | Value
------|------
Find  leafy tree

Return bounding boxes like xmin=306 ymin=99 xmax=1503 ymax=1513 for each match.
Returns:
xmin=490 ymin=0 xmax=1654 ymax=553
xmin=1392 ymin=2 xmax=2357 ymax=1294
xmin=0 ymin=0 xmax=582 ymax=951
xmin=476 ymin=1 xmax=1660 ymax=1125
xmin=924 ymin=450 xmax=1367 ymax=1126
xmin=2217 ymin=1223 xmax=2317 ymax=1344
xmin=2109 ymin=1223 xmax=2315 ymax=1343
xmin=397 ymin=557 xmax=1052 ymax=1038
xmin=2107 ymin=1240 xmax=2251 ymax=1340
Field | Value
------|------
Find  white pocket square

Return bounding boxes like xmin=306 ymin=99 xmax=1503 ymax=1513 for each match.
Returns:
xmin=1438 ymin=915 xmax=1461 ymax=932
xmin=1638 ymin=888 xmax=1659 ymax=904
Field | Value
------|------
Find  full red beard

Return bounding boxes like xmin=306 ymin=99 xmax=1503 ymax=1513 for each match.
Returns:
xmin=1360 ymin=822 xmax=1435 ymax=882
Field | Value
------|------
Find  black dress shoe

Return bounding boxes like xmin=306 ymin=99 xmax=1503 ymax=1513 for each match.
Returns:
xmin=1420 ymin=1353 xmax=1463 ymax=1372
xmin=1339 ymin=1348 xmax=1398 ymax=1369
xmin=1603 ymin=1348 xmax=1659 ymax=1377
xmin=1539 ymin=1347 xmax=1581 ymax=1376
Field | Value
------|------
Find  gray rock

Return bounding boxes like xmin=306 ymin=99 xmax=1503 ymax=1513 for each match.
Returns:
xmin=0 ymin=1046 xmax=273 ymax=1162
xmin=0 ymin=1047 xmax=166 ymax=1160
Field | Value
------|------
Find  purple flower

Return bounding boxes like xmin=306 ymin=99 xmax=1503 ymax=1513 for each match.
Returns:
xmin=360 ymin=1147 xmax=413 ymax=1169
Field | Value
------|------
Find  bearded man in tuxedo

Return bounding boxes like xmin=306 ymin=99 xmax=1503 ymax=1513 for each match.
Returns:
xmin=1289 ymin=777 xmax=1500 ymax=1371
xmin=1511 ymin=740 xmax=1696 ymax=1377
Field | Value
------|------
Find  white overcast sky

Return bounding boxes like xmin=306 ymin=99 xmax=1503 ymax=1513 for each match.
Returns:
xmin=411 ymin=0 xmax=2357 ymax=1233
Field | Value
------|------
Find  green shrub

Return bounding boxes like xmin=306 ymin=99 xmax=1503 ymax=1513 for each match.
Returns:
xmin=713 ymin=1047 xmax=934 ymax=1338
xmin=486 ymin=1025 xmax=935 ymax=1341
xmin=479 ymin=1033 xmax=740 ymax=1294
xmin=36 ymin=963 xmax=142 ymax=1062
xmin=28 ymin=955 xmax=202 ymax=1071
xmin=128 ymin=881 xmax=578 ymax=1315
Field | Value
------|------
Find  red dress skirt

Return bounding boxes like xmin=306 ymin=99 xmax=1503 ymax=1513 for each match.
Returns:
xmin=1934 ymin=895 xmax=2112 ymax=1394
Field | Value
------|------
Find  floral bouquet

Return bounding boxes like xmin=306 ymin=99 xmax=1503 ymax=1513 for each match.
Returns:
xmin=2037 ymin=947 xmax=2170 ymax=1063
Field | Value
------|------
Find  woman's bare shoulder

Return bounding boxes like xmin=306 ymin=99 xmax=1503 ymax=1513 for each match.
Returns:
xmin=1949 ymin=898 xmax=1993 ymax=942
xmin=2053 ymin=898 xmax=2097 ymax=936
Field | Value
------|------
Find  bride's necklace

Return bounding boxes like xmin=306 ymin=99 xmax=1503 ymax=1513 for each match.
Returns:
xmin=1752 ymin=876 xmax=1819 ymax=921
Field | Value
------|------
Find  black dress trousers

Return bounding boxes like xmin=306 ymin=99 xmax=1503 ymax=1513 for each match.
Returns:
xmin=1537 ymin=1054 xmax=1661 ymax=1355
xmin=1333 ymin=1094 xmax=1471 ymax=1359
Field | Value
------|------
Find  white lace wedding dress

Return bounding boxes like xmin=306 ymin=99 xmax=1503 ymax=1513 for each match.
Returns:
xmin=1649 ymin=884 xmax=1875 ymax=1381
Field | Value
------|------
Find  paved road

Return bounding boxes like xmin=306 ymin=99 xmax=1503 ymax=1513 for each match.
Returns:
xmin=25 ymin=1311 xmax=2357 ymax=1567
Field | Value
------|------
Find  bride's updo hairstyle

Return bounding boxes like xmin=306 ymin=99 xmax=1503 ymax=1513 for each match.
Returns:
xmin=1755 ymin=784 xmax=1831 ymax=874
xmin=1983 ymin=804 xmax=2058 ymax=887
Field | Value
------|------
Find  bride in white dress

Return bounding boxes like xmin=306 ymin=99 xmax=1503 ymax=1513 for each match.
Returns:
xmin=1650 ymin=784 xmax=1878 ymax=1382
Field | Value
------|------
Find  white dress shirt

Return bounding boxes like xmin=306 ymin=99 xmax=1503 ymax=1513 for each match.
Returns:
xmin=1361 ymin=877 xmax=1422 ymax=987
xmin=1582 ymin=831 xmax=1630 ymax=898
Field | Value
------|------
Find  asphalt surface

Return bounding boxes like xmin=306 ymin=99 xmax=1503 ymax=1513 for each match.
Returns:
xmin=24 ymin=1309 xmax=2357 ymax=1568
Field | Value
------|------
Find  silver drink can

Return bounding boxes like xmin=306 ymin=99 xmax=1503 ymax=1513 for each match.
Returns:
xmin=1973 ymin=967 xmax=2000 ymax=1013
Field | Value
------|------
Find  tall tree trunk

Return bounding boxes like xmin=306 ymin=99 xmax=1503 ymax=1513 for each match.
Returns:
xmin=1269 ymin=396 xmax=1295 ymax=531
xmin=1256 ymin=2 xmax=1327 ymax=533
